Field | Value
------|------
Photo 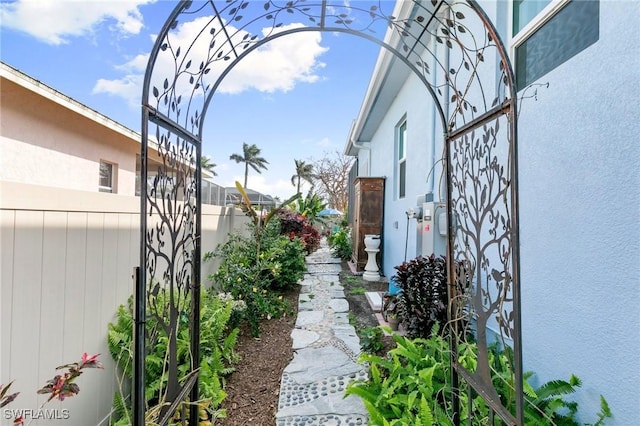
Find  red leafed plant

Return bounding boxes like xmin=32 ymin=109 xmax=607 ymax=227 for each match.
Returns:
xmin=1 ymin=353 xmax=103 ymax=425
xmin=278 ymin=210 xmax=321 ymax=254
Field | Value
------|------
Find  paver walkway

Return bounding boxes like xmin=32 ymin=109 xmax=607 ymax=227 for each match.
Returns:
xmin=275 ymin=241 xmax=368 ymax=425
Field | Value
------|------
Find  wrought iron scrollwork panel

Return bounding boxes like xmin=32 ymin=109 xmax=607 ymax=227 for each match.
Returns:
xmin=447 ymin=111 xmax=520 ymax=424
xmin=145 ymin=1 xmax=513 ymax=139
xmin=143 ymin=120 xmax=199 ymax=408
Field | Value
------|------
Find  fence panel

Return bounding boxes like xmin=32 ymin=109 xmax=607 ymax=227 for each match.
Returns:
xmin=0 ymin=182 xmax=248 ymax=425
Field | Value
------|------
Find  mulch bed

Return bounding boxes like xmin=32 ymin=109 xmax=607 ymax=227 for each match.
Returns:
xmin=218 ymin=262 xmax=393 ymax=425
xmin=217 ymin=289 xmax=299 ymax=425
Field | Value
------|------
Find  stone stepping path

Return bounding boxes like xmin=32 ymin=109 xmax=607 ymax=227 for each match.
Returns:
xmin=275 ymin=241 xmax=368 ymax=426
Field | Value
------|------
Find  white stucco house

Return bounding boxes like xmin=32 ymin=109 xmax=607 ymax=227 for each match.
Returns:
xmin=345 ymin=1 xmax=639 ymax=424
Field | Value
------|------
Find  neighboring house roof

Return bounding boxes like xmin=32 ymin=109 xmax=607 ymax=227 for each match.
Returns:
xmin=1 ymin=61 xmax=140 ymax=143
xmin=224 ymin=187 xmax=275 ymax=208
xmin=1 ymin=61 xmax=217 ymax=179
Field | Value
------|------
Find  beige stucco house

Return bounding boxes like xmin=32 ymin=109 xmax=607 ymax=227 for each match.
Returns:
xmin=0 ymin=61 xmax=145 ymax=195
xmin=0 ymin=62 xmax=245 ymax=425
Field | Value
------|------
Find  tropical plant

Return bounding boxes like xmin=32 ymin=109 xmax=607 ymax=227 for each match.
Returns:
xmin=2 ymin=354 xmax=103 ymax=426
xmin=229 ymin=142 xmax=269 ymax=188
xmin=291 ymin=159 xmax=314 ymax=194
xmin=300 ymin=222 xmax=321 ymax=254
xmin=108 ymin=291 xmax=240 ymax=425
xmin=393 ymin=255 xmax=448 ymax=339
xmin=346 ymin=330 xmax=612 ymax=426
xmin=277 ymin=209 xmax=321 ymax=254
xmin=201 ymin=155 xmax=217 ymax=176
xmin=345 ymin=328 xmax=453 ymax=425
xmin=359 ymin=326 xmax=385 ymax=355
xmin=207 ymin=219 xmax=303 ymax=336
xmin=261 ymin=234 xmax=307 ymax=291
xmin=293 ymin=191 xmax=326 ymax=224
xmin=328 ymin=227 xmax=352 ymax=260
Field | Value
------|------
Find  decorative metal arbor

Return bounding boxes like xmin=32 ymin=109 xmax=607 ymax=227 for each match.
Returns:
xmin=138 ymin=0 xmax=521 ymax=425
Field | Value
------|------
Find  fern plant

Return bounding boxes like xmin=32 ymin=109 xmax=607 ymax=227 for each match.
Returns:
xmin=346 ymin=330 xmax=612 ymax=426
xmin=107 ymin=291 xmax=240 ymax=425
xmin=345 ymin=327 xmax=454 ymax=425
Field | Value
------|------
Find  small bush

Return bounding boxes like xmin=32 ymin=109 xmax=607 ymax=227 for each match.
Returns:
xmin=208 ymin=217 xmax=305 ymax=336
xmin=359 ymin=326 xmax=384 ymax=354
xmin=301 ymin=223 xmax=321 ymax=254
xmin=328 ymin=227 xmax=352 ymax=260
xmin=278 ymin=210 xmax=305 ymax=235
xmin=278 ymin=210 xmax=320 ymax=254
xmin=346 ymin=330 xmax=612 ymax=426
xmin=262 ymin=235 xmax=306 ymax=291
xmin=209 ymin=230 xmax=297 ymax=336
xmin=393 ymin=254 xmax=448 ymax=339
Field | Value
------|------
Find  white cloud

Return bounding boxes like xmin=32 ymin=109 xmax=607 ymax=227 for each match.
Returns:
xmin=115 ymin=53 xmax=149 ymax=73
xmin=93 ymin=73 xmax=144 ymax=107
xmin=220 ymin=23 xmax=328 ymax=94
xmin=92 ymin=17 xmax=329 ymax=106
xmin=0 ymin=0 xmax=155 ymax=45
xmin=92 ymin=53 xmax=149 ymax=106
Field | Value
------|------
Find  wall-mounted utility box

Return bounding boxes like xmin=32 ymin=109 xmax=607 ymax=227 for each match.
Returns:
xmin=416 ymin=201 xmax=447 ymax=257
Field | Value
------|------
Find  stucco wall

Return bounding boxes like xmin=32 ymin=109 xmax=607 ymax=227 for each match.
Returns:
xmin=356 ymin=1 xmax=639 ymax=423
xmin=0 ymin=78 xmax=140 ymax=195
xmin=365 ymin=44 xmax=447 ymax=277
xmin=515 ymin=2 xmax=640 ymax=424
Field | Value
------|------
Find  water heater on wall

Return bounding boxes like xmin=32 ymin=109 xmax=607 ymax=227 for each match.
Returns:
xmin=416 ymin=200 xmax=447 ymax=257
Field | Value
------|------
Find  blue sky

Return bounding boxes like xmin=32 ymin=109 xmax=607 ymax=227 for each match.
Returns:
xmin=0 ymin=0 xmax=386 ymax=200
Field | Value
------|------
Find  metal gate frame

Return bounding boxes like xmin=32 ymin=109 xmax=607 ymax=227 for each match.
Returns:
xmin=138 ymin=1 xmax=521 ymax=424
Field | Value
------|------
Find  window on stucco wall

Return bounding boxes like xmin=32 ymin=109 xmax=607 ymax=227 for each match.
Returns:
xmin=512 ymin=0 xmax=599 ymax=90
xmin=99 ymin=160 xmax=117 ymax=193
xmin=396 ymin=120 xmax=407 ymax=199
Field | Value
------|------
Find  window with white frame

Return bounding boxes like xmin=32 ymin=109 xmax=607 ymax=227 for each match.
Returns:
xmin=397 ymin=120 xmax=407 ymax=199
xmin=99 ymin=160 xmax=116 ymax=193
xmin=512 ymin=0 xmax=599 ymax=91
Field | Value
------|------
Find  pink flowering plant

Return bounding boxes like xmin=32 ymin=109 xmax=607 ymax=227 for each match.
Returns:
xmin=1 ymin=353 xmax=103 ymax=425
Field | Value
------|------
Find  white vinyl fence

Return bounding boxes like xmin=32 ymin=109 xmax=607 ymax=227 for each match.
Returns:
xmin=0 ymin=181 xmax=249 ymax=425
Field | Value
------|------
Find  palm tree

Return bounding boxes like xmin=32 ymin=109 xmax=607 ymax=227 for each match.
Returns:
xmin=291 ymin=159 xmax=314 ymax=194
xmin=229 ymin=142 xmax=269 ymax=188
xmin=201 ymin=155 xmax=217 ymax=176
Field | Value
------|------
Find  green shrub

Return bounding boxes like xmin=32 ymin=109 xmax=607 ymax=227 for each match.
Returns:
xmin=261 ymin=236 xmax=306 ymax=291
xmin=359 ymin=326 xmax=385 ymax=354
xmin=328 ymin=227 xmax=352 ymax=260
xmin=346 ymin=328 xmax=453 ymax=425
xmin=208 ymin=220 xmax=303 ymax=336
xmin=278 ymin=210 xmax=321 ymax=254
xmin=108 ymin=291 xmax=240 ymax=425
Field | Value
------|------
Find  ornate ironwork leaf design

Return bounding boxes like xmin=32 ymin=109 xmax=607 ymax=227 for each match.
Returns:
xmin=141 ymin=0 xmax=520 ymax=422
